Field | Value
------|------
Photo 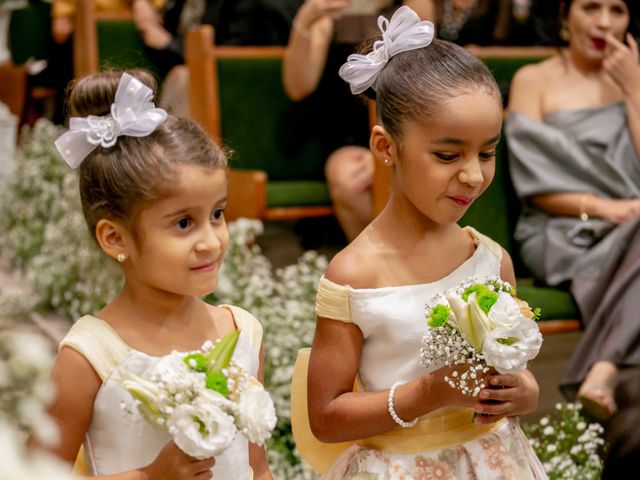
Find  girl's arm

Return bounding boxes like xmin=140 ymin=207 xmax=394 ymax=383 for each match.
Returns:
xmin=309 ymin=319 xmax=481 ymax=442
xmin=36 ymin=347 xmax=214 ymax=480
xmin=283 ymin=0 xmax=348 ymax=101
xmin=249 ymin=345 xmax=272 ymax=480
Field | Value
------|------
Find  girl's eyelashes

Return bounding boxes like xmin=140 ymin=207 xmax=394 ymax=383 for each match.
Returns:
xmin=176 ymin=216 xmax=192 ymax=230
xmin=211 ymin=208 xmax=225 ymax=222
xmin=434 ymin=152 xmax=459 ymax=161
xmin=434 ymin=151 xmax=497 ymax=162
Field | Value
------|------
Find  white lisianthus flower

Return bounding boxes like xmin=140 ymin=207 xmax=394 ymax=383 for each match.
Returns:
xmin=487 ymin=291 xmax=523 ymax=328
xmin=167 ymin=401 xmax=237 ymax=459
xmin=483 ymin=320 xmax=543 ymax=373
xmin=235 ymin=379 xmax=277 ymax=445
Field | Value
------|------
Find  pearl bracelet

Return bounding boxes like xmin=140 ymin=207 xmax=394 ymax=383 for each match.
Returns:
xmin=387 ymin=381 xmax=419 ymax=428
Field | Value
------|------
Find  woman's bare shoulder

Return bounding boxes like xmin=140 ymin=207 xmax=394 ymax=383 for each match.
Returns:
xmin=509 ymin=56 xmax=561 ymax=119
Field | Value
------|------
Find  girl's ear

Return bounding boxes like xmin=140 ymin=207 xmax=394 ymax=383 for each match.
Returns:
xmin=95 ymin=219 xmax=130 ymax=261
xmin=370 ymin=125 xmax=398 ymax=167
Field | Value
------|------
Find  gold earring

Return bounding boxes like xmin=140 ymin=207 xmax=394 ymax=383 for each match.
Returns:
xmin=560 ymin=24 xmax=570 ymax=41
xmin=116 ymin=253 xmax=127 ymax=263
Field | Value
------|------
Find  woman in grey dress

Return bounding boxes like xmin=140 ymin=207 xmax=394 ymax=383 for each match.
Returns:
xmin=506 ymin=0 xmax=640 ymax=421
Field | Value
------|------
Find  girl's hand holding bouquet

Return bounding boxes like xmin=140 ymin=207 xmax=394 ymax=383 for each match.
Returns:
xmin=121 ymin=331 xmax=277 ymax=460
xmin=421 ymin=276 xmax=543 ymax=420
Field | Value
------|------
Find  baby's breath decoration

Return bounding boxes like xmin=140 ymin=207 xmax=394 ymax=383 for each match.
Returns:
xmin=522 ymin=402 xmax=605 ymax=479
xmin=0 ymin=327 xmax=78 ymax=479
xmin=0 ymin=119 xmax=122 ymax=318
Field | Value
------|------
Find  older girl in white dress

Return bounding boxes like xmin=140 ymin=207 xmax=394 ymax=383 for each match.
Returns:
xmin=293 ymin=7 xmax=547 ymax=479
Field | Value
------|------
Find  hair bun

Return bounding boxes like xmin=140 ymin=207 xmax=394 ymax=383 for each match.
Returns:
xmin=67 ymin=70 xmax=158 ymax=117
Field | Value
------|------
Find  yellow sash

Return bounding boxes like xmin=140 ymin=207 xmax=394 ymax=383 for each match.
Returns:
xmin=73 ymin=447 xmax=87 ymax=474
xmin=291 ymin=348 xmax=505 ymax=474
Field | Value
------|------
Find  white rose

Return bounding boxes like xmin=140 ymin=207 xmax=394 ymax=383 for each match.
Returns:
xmin=235 ymin=379 xmax=277 ymax=445
xmin=483 ymin=320 xmax=543 ymax=373
xmin=167 ymin=400 xmax=237 ymax=459
xmin=487 ymin=291 xmax=523 ymax=329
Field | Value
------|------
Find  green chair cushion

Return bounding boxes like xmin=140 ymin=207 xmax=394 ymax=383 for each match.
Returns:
xmin=517 ymin=284 xmax=580 ymax=321
xmin=481 ymin=56 xmax=549 ymax=86
xmin=266 ymin=181 xmax=331 ymax=208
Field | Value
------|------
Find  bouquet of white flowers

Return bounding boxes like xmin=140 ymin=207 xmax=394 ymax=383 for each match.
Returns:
xmin=121 ymin=331 xmax=277 ymax=459
xmin=420 ymin=276 xmax=543 ymax=396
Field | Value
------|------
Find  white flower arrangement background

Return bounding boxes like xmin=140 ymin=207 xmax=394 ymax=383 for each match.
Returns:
xmin=0 ymin=119 xmax=606 ymax=479
xmin=522 ymin=402 xmax=605 ymax=479
xmin=0 ymin=327 xmax=79 ymax=479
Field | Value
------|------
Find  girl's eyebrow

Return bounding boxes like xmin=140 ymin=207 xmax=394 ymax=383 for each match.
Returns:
xmin=162 ymin=197 xmax=228 ymax=218
xmin=431 ymin=134 xmax=501 ymax=146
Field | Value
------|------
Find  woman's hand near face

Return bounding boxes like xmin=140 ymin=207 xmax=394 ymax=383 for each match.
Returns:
xmin=295 ymin=0 xmax=350 ymax=32
xmin=603 ymin=33 xmax=640 ymax=95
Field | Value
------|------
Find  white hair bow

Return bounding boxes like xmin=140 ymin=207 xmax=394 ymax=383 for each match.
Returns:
xmin=338 ymin=6 xmax=435 ymax=95
xmin=55 ymin=73 xmax=168 ymax=169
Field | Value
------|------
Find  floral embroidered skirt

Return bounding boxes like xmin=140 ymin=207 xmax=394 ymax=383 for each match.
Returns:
xmin=321 ymin=419 xmax=548 ymax=480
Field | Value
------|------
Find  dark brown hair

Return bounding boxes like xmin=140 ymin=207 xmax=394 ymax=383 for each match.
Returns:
xmin=371 ymin=39 xmax=501 ymax=142
xmin=66 ymin=70 xmax=227 ymax=240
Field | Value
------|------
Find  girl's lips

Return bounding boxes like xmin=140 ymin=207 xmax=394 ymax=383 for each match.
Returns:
xmin=191 ymin=261 xmax=217 ymax=272
xmin=449 ymin=196 xmax=473 ymax=207
xmin=592 ymin=38 xmax=606 ymax=50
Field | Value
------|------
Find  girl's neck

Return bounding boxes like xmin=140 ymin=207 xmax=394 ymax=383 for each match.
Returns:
xmin=374 ymin=197 xmax=460 ymax=248
xmin=104 ymin=283 xmax=205 ymax=330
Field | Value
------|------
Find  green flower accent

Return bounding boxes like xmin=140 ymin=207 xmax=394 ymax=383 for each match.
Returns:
xmin=497 ymin=337 xmax=518 ymax=346
xmin=462 ymin=284 xmax=498 ymax=314
xmin=206 ymin=372 xmax=229 ymax=396
xmin=428 ymin=304 xmax=451 ymax=327
xmin=532 ymin=307 xmax=542 ymax=321
xmin=183 ymin=353 xmax=209 ymax=372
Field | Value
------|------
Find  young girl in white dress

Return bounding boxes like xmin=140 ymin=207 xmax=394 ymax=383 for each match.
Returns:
xmin=294 ymin=6 xmax=547 ymax=479
xmin=36 ymin=70 xmax=272 ymax=479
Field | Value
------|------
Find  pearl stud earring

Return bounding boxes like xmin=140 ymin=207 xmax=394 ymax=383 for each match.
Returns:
xmin=116 ymin=253 xmax=127 ymax=263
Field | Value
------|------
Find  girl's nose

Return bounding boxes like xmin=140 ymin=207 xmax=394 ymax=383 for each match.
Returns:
xmin=459 ymin=158 xmax=484 ymax=187
xmin=195 ymin=224 xmax=222 ymax=252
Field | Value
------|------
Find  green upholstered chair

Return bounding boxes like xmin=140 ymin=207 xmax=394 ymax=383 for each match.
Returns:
xmin=186 ymin=26 xmax=333 ymax=221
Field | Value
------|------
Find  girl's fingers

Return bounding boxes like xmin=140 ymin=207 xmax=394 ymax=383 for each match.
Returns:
xmin=488 ymin=373 xmax=517 ymax=387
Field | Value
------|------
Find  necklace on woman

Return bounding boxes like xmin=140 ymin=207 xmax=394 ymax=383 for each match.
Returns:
xmin=440 ymin=0 xmax=478 ymax=41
